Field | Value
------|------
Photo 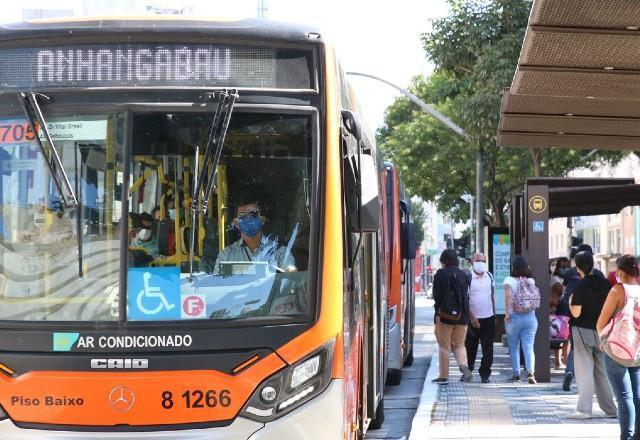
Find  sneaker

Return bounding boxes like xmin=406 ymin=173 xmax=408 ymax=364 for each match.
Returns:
xmin=508 ymin=374 xmax=521 ymax=383
xmin=567 ymin=411 xmax=591 ymax=419
xmin=431 ymin=377 xmax=449 ymax=385
xmin=562 ymin=372 xmax=573 ymax=391
xmin=603 ymin=413 xmax=617 ymax=419
xmin=481 ymin=377 xmax=490 ymax=384
xmin=527 ymin=373 xmax=537 ymax=384
xmin=460 ymin=366 xmax=473 ymax=382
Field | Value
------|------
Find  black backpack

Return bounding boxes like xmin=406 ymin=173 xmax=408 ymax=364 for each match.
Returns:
xmin=439 ymin=271 xmax=464 ymax=322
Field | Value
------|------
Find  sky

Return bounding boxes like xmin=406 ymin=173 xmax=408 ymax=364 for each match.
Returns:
xmin=1 ymin=0 xmax=451 ymax=129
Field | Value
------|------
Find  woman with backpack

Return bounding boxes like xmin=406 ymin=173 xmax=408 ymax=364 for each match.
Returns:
xmin=597 ymin=255 xmax=640 ymax=439
xmin=567 ymin=251 xmax=616 ymax=419
xmin=503 ymin=256 xmax=539 ymax=384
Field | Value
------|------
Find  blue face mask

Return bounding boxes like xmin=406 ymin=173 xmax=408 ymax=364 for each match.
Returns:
xmin=238 ymin=217 xmax=262 ymax=237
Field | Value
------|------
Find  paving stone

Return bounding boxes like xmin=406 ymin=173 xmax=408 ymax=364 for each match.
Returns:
xmin=430 ymin=339 xmax=622 ymax=431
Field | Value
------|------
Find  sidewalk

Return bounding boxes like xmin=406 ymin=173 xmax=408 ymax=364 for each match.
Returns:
xmin=410 ymin=320 xmax=620 ymax=439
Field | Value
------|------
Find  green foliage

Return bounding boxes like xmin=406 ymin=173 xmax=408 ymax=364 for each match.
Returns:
xmin=411 ymin=199 xmax=427 ymax=245
xmin=377 ymin=0 xmax=624 ymax=226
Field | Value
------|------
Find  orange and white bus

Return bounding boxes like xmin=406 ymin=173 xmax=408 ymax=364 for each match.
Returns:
xmin=0 ymin=17 xmax=391 ymax=439
xmin=382 ymin=163 xmax=416 ymax=385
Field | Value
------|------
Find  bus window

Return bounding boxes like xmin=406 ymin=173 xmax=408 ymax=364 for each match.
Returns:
xmin=127 ymin=112 xmax=313 ymax=322
xmin=0 ymin=114 xmax=125 ymax=321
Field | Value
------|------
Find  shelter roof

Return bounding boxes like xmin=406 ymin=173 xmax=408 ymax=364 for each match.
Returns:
xmin=526 ymin=178 xmax=640 ymax=218
xmin=498 ymin=0 xmax=640 ymax=150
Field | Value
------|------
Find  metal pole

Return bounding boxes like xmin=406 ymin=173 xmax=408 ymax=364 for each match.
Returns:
xmin=476 ymin=146 xmax=484 ymax=253
xmin=346 ymin=72 xmax=466 ymax=138
xmin=346 ymin=72 xmax=486 ymax=253
xmin=469 ymin=195 xmax=475 ymax=253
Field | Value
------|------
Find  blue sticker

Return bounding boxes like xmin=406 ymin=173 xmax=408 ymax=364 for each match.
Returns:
xmin=53 ymin=332 xmax=80 ymax=351
xmin=533 ymin=221 xmax=545 ymax=233
xmin=127 ymin=267 xmax=181 ymax=321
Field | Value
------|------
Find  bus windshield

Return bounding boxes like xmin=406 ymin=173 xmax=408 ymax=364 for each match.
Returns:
xmin=0 ymin=110 xmax=313 ymax=323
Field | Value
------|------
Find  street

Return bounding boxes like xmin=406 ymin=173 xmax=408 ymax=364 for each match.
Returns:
xmin=367 ymin=296 xmax=435 ymax=439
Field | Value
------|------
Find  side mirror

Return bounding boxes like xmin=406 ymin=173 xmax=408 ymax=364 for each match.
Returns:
xmin=400 ymin=200 xmax=417 ymax=259
xmin=341 ymin=110 xmax=363 ymax=141
xmin=402 ymin=222 xmax=417 ymax=259
xmin=344 ymin=153 xmax=380 ymax=233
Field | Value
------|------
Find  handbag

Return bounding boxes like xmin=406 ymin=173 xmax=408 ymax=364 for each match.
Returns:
xmin=549 ymin=314 xmax=570 ymax=342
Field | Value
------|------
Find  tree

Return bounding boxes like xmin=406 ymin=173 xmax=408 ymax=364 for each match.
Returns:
xmin=377 ymin=0 xmax=623 ymax=226
xmin=411 ymin=198 xmax=427 ymax=246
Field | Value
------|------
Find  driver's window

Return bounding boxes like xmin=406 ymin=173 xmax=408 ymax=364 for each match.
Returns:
xmin=126 ymin=112 xmax=312 ymax=322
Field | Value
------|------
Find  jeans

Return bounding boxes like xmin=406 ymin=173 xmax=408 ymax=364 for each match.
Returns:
xmin=465 ymin=316 xmax=495 ymax=379
xmin=505 ymin=311 xmax=538 ymax=376
xmin=605 ymin=355 xmax=640 ymax=440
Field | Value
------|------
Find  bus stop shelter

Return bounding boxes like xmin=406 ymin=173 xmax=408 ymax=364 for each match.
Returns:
xmin=497 ymin=0 xmax=640 ymax=381
xmin=511 ymin=178 xmax=640 ymax=382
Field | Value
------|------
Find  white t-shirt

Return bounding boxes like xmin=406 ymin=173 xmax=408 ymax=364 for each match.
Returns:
xmin=503 ymin=276 xmax=536 ymax=313
xmin=469 ymin=271 xmax=494 ymax=319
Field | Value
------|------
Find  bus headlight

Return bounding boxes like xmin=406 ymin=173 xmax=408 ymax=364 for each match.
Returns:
xmin=290 ymin=354 xmax=320 ymax=389
xmin=241 ymin=339 xmax=335 ymax=422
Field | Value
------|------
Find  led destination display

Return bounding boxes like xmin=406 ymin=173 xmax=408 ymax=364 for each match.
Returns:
xmin=0 ymin=44 xmax=313 ymax=89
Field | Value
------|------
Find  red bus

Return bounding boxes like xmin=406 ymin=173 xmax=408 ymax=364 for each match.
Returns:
xmin=383 ymin=163 xmax=416 ymax=385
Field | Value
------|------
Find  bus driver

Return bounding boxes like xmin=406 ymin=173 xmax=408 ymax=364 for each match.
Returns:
xmin=212 ymin=200 xmax=296 ymax=275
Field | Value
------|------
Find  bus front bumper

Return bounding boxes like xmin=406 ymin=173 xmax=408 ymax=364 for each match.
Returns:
xmin=0 ymin=380 xmax=343 ymax=440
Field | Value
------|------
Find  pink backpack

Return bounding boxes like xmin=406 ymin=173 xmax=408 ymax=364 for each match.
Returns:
xmin=600 ymin=285 xmax=640 ymax=367
xmin=550 ymin=314 xmax=570 ymax=341
xmin=513 ymin=277 xmax=540 ymax=313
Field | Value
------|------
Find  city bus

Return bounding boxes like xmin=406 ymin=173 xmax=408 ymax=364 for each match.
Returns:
xmin=0 ymin=17 xmax=390 ymax=439
xmin=383 ymin=163 xmax=416 ymax=385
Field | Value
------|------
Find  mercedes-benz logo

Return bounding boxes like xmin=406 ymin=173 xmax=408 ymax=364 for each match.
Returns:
xmin=108 ymin=385 xmax=135 ymax=412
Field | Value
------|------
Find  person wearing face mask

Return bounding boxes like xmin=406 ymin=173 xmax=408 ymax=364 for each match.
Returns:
xmin=130 ymin=212 xmax=159 ymax=259
xmin=212 ymin=200 xmax=295 ymax=275
xmin=464 ymin=252 xmax=495 ymax=383
xmin=567 ymin=251 xmax=616 ymax=419
xmin=561 ymin=244 xmax=605 ymax=391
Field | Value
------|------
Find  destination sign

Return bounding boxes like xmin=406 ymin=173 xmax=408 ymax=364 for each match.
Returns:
xmin=0 ymin=44 xmax=313 ymax=90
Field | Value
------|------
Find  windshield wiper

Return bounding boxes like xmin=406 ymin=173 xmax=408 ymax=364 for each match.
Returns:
xmin=18 ymin=92 xmax=79 ymax=208
xmin=19 ymin=92 xmax=83 ymax=277
xmin=189 ymin=89 xmax=238 ymax=280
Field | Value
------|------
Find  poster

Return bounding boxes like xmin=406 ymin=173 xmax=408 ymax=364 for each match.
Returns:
xmin=491 ymin=233 xmax=511 ymax=315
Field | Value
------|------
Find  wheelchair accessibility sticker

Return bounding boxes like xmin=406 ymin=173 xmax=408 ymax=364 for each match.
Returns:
xmin=128 ymin=268 xmax=180 ymax=320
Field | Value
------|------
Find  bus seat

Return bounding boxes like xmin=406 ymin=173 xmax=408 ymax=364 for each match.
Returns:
xmin=157 ymin=220 xmax=175 ymax=256
xmin=181 ymin=226 xmax=199 ymax=255
xmin=128 ymin=248 xmax=153 ymax=267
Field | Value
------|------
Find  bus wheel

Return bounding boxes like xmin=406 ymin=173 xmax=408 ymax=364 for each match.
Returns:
xmin=404 ymin=348 xmax=414 ymax=367
xmin=369 ymin=396 xmax=385 ymax=430
xmin=387 ymin=368 xmax=402 ymax=386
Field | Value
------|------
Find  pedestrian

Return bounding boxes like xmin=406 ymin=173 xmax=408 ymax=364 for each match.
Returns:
xmin=598 ymin=255 xmax=640 ymax=440
xmin=561 ymin=243 xmax=605 ymax=391
xmin=465 ymin=252 xmax=495 ymax=383
xmin=503 ymin=255 xmax=540 ymax=384
xmin=431 ymin=248 xmax=473 ymax=385
xmin=567 ymin=251 xmax=617 ymax=419
xmin=550 ymin=257 xmax=571 ymax=369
